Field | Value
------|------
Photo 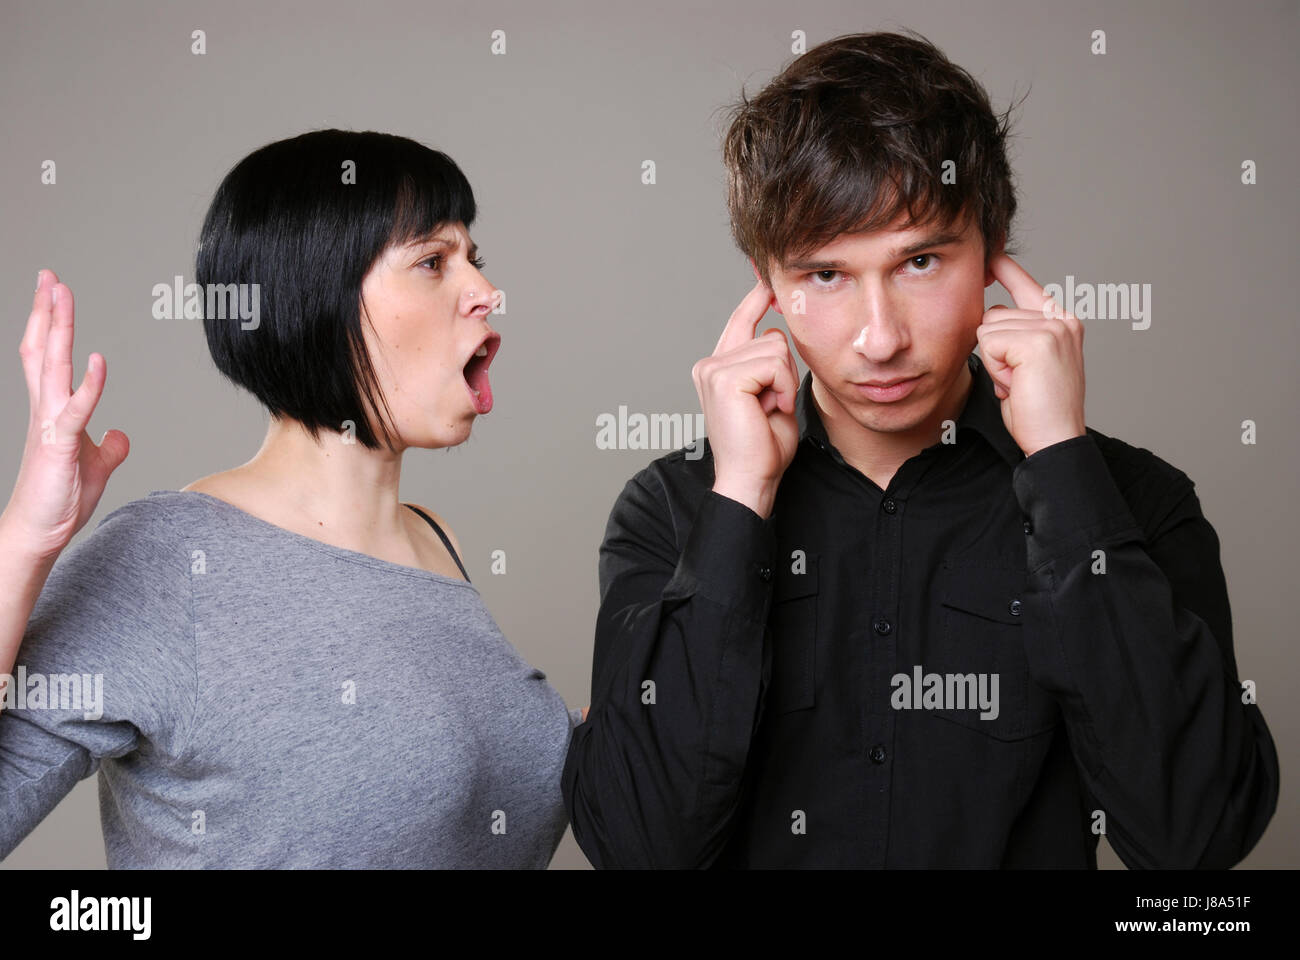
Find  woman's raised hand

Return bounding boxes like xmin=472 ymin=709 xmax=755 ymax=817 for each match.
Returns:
xmin=4 ymin=270 xmax=129 ymax=560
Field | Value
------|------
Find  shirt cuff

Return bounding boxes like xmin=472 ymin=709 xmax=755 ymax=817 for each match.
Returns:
xmin=1012 ymin=434 xmax=1144 ymax=568
xmin=674 ymin=490 xmax=778 ymax=617
xmin=568 ymin=706 xmax=586 ymax=728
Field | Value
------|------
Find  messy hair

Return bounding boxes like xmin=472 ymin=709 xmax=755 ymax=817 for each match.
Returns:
xmin=721 ymin=30 xmax=1022 ymax=287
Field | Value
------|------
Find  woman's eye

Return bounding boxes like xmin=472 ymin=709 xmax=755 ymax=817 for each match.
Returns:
xmin=420 ymin=254 xmax=486 ymax=271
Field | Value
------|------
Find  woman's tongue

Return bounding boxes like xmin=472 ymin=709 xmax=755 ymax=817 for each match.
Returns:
xmin=464 ymin=357 xmax=492 ymax=412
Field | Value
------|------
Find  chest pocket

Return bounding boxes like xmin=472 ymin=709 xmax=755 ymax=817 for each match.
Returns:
xmin=931 ymin=560 xmax=1059 ymax=741
xmin=766 ymin=553 xmax=818 ymax=713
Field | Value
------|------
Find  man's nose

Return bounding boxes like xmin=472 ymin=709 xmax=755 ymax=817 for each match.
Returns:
xmin=851 ymin=289 xmax=908 ymax=359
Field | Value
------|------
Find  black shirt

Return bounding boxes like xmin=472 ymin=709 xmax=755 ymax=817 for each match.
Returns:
xmin=562 ymin=352 xmax=1279 ymax=868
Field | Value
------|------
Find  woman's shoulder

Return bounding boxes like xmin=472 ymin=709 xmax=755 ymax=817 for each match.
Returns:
xmin=22 ymin=492 xmax=199 ymax=676
xmin=49 ymin=491 xmax=208 ymax=590
xmin=91 ymin=490 xmax=203 ymax=542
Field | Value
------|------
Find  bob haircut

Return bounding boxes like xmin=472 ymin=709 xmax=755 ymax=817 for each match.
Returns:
xmin=721 ymin=30 xmax=1022 ymax=289
xmin=196 ymin=129 xmax=477 ymax=451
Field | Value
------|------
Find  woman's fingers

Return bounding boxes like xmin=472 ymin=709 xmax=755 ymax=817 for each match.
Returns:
xmin=55 ymin=353 xmax=130 ymax=492
xmin=80 ymin=426 xmax=131 ymax=505
xmin=96 ymin=428 xmax=130 ymax=474
xmin=56 ymin=352 xmax=107 ymax=441
xmin=39 ymin=281 xmax=76 ymax=426
xmin=21 ymin=273 xmax=125 ymax=469
xmin=20 ymin=270 xmax=57 ymax=411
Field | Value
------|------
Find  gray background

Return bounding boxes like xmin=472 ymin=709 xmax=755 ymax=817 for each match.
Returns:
xmin=1 ymin=0 xmax=1295 ymax=869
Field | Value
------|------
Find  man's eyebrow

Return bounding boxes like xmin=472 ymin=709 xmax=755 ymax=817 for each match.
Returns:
xmin=781 ymin=230 xmax=966 ymax=272
xmin=887 ymin=230 xmax=965 ymax=260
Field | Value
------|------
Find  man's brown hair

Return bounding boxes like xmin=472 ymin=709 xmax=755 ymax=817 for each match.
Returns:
xmin=721 ymin=30 xmax=1022 ymax=287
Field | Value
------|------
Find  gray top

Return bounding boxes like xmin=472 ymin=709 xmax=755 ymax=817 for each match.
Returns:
xmin=0 ymin=490 xmax=581 ymax=868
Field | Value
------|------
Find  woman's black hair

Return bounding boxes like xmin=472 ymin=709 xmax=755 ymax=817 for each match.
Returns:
xmin=196 ymin=129 xmax=477 ymax=450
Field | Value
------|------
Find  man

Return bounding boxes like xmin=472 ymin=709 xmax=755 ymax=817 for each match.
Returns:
xmin=561 ymin=31 xmax=1278 ymax=868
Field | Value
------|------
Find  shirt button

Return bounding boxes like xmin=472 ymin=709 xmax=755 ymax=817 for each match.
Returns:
xmin=1023 ymin=520 xmax=1033 ymax=535
xmin=1009 ymin=599 xmax=1022 ymax=616
xmin=882 ymin=498 xmax=897 ymax=514
xmin=758 ymin=564 xmax=773 ymax=582
xmin=873 ymin=618 xmax=892 ymax=636
xmin=869 ymin=744 xmax=887 ymax=764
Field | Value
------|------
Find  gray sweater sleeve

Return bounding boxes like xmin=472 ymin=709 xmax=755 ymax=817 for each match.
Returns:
xmin=0 ymin=498 xmax=196 ymax=859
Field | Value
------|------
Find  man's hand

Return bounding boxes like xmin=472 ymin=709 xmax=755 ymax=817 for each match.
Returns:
xmin=976 ymin=254 xmax=1087 ymax=458
xmin=692 ymin=278 xmax=801 ymax=518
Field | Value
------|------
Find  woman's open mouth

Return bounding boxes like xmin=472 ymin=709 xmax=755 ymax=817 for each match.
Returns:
xmin=463 ymin=333 xmax=501 ymax=415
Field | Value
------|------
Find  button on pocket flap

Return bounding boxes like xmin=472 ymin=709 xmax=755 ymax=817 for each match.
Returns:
xmin=939 ymin=562 xmax=1024 ymax=625
xmin=773 ymin=552 xmax=818 ymax=602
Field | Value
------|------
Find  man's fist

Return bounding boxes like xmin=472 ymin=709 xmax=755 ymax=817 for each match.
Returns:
xmin=692 ymin=278 xmax=801 ymax=518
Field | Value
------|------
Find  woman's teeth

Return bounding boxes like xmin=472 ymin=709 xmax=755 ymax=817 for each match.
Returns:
xmin=475 ymin=344 xmax=488 ymax=357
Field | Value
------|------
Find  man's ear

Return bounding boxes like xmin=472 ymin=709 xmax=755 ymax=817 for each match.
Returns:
xmin=984 ymin=233 xmax=1006 ymax=287
xmin=749 ymin=257 xmax=783 ymax=314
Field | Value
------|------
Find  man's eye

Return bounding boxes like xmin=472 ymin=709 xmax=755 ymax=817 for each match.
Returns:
xmin=905 ymin=254 xmax=939 ymax=273
xmin=811 ymin=270 xmax=840 ymax=285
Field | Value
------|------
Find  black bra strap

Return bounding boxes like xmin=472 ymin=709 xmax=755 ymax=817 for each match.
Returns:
xmin=404 ymin=504 xmax=471 ymax=583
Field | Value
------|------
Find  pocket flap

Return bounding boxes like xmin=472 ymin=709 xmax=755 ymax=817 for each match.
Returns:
xmin=939 ymin=562 xmax=1024 ymax=626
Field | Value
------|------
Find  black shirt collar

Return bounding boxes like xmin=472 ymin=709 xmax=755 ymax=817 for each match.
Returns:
xmin=795 ymin=352 xmax=1024 ymax=468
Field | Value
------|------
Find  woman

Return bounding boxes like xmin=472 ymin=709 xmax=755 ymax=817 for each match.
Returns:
xmin=0 ymin=130 xmax=586 ymax=868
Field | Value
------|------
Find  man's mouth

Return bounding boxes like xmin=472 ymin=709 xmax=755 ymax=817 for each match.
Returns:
xmin=463 ymin=332 xmax=501 ymax=414
xmin=852 ymin=373 xmax=923 ymax=403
